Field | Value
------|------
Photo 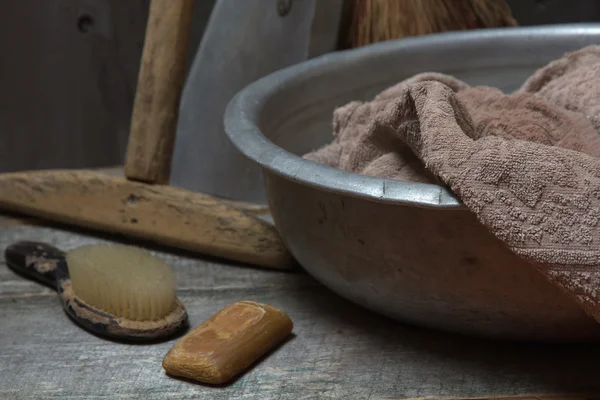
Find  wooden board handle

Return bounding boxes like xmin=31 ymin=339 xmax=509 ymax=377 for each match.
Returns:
xmin=124 ymin=0 xmax=194 ymax=184
xmin=0 ymin=170 xmax=293 ymax=270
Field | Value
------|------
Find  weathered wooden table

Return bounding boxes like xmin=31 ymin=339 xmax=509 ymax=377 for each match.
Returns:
xmin=1 ymin=213 xmax=600 ymax=399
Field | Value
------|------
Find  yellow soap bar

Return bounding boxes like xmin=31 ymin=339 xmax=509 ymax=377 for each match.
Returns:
xmin=162 ymin=301 xmax=293 ymax=384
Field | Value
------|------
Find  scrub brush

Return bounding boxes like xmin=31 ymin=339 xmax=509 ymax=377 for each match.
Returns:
xmin=4 ymin=241 xmax=188 ymax=342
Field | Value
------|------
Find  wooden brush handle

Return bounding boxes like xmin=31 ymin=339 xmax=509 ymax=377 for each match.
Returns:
xmin=124 ymin=0 xmax=194 ymax=184
xmin=0 ymin=170 xmax=293 ymax=270
xmin=4 ymin=241 xmax=67 ymax=288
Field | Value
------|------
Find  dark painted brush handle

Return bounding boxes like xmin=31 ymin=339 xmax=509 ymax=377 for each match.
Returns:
xmin=4 ymin=241 xmax=68 ymax=288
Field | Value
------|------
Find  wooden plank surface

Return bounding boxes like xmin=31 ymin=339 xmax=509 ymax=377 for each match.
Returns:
xmin=1 ymin=221 xmax=600 ymax=399
xmin=0 ymin=0 xmax=149 ymax=172
xmin=398 ymin=397 xmax=594 ymax=400
xmin=0 ymin=170 xmax=291 ymax=269
xmin=399 ymin=397 xmax=595 ymax=400
xmin=0 ymin=0 xmax=215 ymax=174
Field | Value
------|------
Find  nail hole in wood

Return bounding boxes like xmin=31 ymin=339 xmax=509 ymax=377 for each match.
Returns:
xmin=464 ymin=256 xmax=479 ymax=265
xmin=77 ymin=14 xmax=94 ymax=33
xmin=277 ymin=0 xmax=292 ymax=17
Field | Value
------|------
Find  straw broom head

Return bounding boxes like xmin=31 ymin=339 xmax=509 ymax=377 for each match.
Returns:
xmin=347 ymin=0 xmax=518 ymax=48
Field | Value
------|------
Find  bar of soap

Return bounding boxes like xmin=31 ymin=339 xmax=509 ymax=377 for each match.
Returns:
xmin=162 ymin=300 xmax=293 ymax=384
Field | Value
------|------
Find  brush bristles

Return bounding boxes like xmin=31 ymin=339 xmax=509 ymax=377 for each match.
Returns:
xmin=66 ymin=244 xmax=176 ymax=321
xmin=348 ymin=0 xmax=518 ymax=48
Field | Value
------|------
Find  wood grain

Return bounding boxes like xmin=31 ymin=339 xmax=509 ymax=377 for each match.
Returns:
xmin=2 ymin=222 xmax=600 ymax=399
xmin=0 ymin=170 xmax=292 ymax=269
xmin=397 ymin=396 xmax=594 ymax=400
xmin=124 ymin=0 xmax=194 ymax=184
xmin=0 ymin=0 xmax=149 ymax=173
xmin=94 ymin=166 xmax=272 ymax=216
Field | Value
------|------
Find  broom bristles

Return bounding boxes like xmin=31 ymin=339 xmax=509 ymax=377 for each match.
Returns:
xmin=348 ymin=0 xmax=518 ymax=48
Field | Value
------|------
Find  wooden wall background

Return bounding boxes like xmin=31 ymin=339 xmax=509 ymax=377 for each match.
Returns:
xmin=0 ymin=0 xmax=598 ymax=173
xmin=0 ymin=0 xmax=215 ymax=173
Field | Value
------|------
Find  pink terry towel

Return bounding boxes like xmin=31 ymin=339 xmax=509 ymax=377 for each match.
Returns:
xmin=304 ymin=45 xmax=600 ymax=322
xmin=520 ymin=45 xmax=600 ymax=133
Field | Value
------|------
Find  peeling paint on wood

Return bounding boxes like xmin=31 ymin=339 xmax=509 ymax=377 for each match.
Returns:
xmin=0 ymin=170 xmax=292 ymax=269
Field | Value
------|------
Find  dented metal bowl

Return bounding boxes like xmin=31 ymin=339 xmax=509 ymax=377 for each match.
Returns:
xmin=224 ymin=24 xmax=600 ymax=341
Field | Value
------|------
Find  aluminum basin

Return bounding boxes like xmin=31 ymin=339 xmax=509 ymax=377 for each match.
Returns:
xmin=224 ymin=24 xmax=600 ymax=341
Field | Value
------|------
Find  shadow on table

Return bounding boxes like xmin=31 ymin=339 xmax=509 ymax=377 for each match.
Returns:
xmin=287 ymin=276 xmax=600 ymax=396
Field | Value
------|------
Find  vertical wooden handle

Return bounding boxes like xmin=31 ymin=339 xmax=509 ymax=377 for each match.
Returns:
xmin=124 ymin=0 xmax=194 ymax=184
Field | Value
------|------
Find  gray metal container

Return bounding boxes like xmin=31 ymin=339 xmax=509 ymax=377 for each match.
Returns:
xmin=224 ymin=24 xmax=600 ymax=341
